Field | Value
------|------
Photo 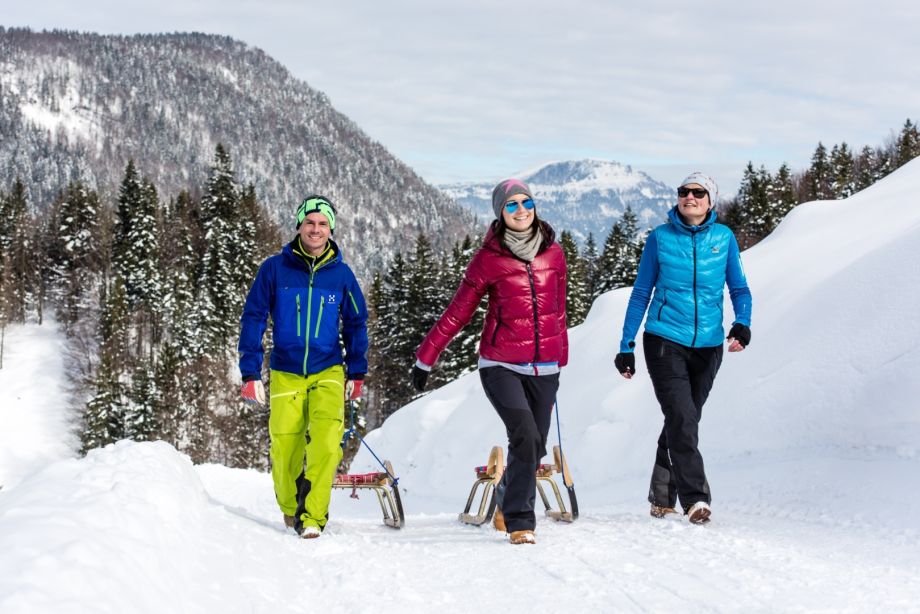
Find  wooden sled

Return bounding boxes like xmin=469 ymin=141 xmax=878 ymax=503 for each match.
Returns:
xmin=333 ymin=460 xmax=405 ymax=528
xmin=458 ymin=444 xmax=578 ymax=525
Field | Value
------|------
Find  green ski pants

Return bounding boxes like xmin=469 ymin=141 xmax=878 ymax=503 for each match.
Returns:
xmin=269 ymin=365 xmax=345 ymax=529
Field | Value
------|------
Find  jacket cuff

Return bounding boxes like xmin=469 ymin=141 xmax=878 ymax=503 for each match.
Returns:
xmin=242 ymin=374 xmax=260 ymax=382
xmin=347 ymin=373 xmax=365 ymax=381
xmin=414 ymin=359 xmax=432 ymax=371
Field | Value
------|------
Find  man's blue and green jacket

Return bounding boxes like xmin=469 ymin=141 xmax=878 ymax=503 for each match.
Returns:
xmin=238 ymin=238 xmax=368 ymax=380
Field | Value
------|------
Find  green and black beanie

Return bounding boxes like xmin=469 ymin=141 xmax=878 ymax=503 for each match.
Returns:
xmin=296 ymin=195 xmax=336 ymax=232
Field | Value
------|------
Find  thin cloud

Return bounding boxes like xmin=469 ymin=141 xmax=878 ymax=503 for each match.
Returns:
xmin=4 ymin=0 xmax=920 ymax=193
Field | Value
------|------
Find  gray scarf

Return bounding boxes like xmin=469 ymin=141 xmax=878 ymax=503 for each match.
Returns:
xmin=503 ymin=226 xmax=543 ymax=262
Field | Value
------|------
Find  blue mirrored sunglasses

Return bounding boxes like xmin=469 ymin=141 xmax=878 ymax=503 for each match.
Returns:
xmin=504 ymin=198 xmax=535 ymax=213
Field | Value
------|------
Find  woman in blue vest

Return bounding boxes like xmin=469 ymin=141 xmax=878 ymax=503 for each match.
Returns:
xmin=614 ymin=172 xmax=752 ymax=525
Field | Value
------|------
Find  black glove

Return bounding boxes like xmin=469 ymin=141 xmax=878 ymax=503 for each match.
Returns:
xmin=727 ymin=323 xmax=751 ymax=347
xmin=614 ymin=352 xmax=635 ymax=376
xmin=411 ymin=366 xmax=429 ymax=392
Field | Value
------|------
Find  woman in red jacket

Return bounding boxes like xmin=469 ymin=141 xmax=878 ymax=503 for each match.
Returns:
xmin=412 ymin=178 xmax=568 ymax=545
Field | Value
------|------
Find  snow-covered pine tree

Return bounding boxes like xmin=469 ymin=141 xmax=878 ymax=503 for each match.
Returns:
xmin=47 ymin=181 xmax=105 ymax=331
xmin=229 ymin=183 xmax=258 ymax=294
xmin=855 ymin=146 xmax=881 ymax=190
xmin=830 ymin=143 xmax=856 ymax=198
xmin=895 ymin=119 xmax=920 ymax=168
xmin=737 ymin=162 xmax=772 ymax=243
xmin=0 ymin=181 xmax=19 ymax=257
xmin=158 ymin=190 xmax=204 ymax=359
xmin=82 ymin=275 xmax=131 ymax=451
xmin=805 ymin=142 xmax=833 ymax=201
xmin=771 ymin=163 xmax=797 ymax=223
xmin=125 ymin=360 xmax=158 ymax=442
xmin=582 ymin=233 xmax=600 ymax=301
xmin=407 ymin=234 xmax=445 ymax=386
xmin=429 ymin=250 xmax=459 ymax=386
xmin=610 ymin=206 xmax=644 ymax=289
xmin=239 ymin=183 xmax=282 ymax=262
xmin=451 ymin=235 xmax=485 ymax=376
xmin=197 ymin=144 xmax=244 ymax=351
xmin=117 ymin=164 xmax=164 ymax=355
xmin=190 ymin=146 xmax=276 ymax=466
xmin=0 ymin=179 xmax=34 ymax=326
xmin=114 ymin=160 xmax=150 ymax=305
xmin=98 ymin=275 xmax=131 ymax=380
xmin=373 ymin=252 xmax=412 ymax=421
xmin=183 ymin=357 xmax=218 ymax=465
xmin=81 ymin=363 xmax=126 ymax=453
xmin=559 ymin=230 xmax=589 ymax=327
xmin=595 ymin=221 xmax=627 ymax=296
xmin=152 ymin=340 xmax=189 ymax=448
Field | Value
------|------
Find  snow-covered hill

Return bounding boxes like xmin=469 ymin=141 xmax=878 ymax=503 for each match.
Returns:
xmin=440 ymin=159 xmax=675 ymax=243
xmin=2 ymin=160 xmax=920 ymax=611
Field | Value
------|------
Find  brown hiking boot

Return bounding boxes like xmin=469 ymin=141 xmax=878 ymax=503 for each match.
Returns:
xmin=492 ymin=507 xmax=506 ymax=532
xmin=510 ymin=530 xmax=536 ymax=545
xmin=650 ymin=504 xmax=678 ymax=519
xmin=687 ymin=501 xmax=711 ymax=525
xmin=283 ymin=514 xmax=296 ymax=529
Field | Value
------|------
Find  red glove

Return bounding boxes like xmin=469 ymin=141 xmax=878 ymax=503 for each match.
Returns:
xmin=241 ymin=380 xmax=266 ymax=405
xmin=345 ymin=379 xmax=363 ymax=400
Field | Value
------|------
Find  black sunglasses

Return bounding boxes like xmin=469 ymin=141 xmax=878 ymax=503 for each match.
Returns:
xmin=677 ymin=187 xmax=708 ymax=199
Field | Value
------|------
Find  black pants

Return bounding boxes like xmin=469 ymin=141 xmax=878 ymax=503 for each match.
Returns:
xmin=643 ymin=333 xmax=722 ymax=512
xmin=479 ymin=366 xmax=560 ymax=533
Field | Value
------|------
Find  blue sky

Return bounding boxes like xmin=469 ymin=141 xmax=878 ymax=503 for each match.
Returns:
xmin=5 ymin=0 xmax=920 ymax=196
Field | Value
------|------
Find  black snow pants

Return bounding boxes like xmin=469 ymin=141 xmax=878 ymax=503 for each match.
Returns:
xmin=479 ymin=366 xmax=560 ymax=533
xmin=643 ymin=332 xmax=722 ymax=513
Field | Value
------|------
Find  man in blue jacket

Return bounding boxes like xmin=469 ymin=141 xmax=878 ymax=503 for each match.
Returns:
xmin=614 ymin=172 xmax=752 ymax=525
xmin=238 ymin=195 xmax=368 ymax=539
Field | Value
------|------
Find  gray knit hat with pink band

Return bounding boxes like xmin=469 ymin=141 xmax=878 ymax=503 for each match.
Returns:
xmin=491 ymin=178 xmax=534 ymax=219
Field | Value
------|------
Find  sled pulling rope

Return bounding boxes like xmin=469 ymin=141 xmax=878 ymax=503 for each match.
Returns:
xmin=334 ymin=400 xmax=405 ymax=528
xmin=553 ymin=396 xmax=579 ymax=520
xmin=458 ymin=443 xmax=578 ymax=525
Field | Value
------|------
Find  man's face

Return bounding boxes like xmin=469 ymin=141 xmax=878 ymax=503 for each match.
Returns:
xmin=298 ymin=212 xmax=331 ymax=255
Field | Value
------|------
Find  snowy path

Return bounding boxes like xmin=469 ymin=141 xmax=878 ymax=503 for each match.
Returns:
xmin=3 ymin=441 xmax=916 ymax=613
xmin=197 ymin=461 xmax=920 ymax=613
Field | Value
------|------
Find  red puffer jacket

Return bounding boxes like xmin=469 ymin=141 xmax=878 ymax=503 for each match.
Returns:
xmin=416 ymin=221 xmax=568 ymax=368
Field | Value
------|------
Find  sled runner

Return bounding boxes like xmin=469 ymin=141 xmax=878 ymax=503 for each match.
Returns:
xmin=458 ymin=444 xmax=578 ymax=525
xmin=333 ymin=459 xmax=405 ymax=529
xmin=458 ymin=445 xmax=505 ymax=525
xmin=337 ymin=401 xmax=406 ymax=529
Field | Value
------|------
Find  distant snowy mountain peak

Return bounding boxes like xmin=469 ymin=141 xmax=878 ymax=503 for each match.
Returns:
xmin=440 ymin=159 xmax=675 ymax=243
xmin=525 ymin=159 xmax=642 ymax=188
